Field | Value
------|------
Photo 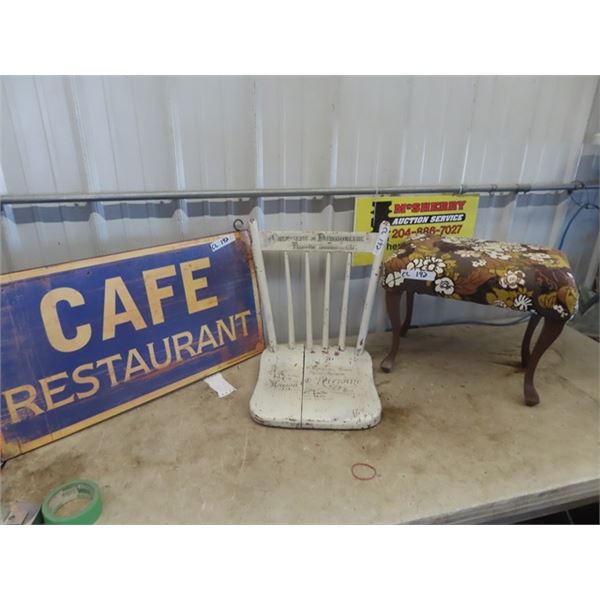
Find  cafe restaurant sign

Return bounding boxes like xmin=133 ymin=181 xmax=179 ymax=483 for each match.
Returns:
xmin=0 ymin=231 xmax=264 ymax=459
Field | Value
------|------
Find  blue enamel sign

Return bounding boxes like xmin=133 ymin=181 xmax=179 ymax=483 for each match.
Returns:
xmin=0 ymin=231 xmax=264 ymax=459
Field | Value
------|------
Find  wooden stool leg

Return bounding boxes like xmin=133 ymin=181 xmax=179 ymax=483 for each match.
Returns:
xmin=523 ymin=318 xmax=565 ymax=406
xmin=400 ymin=290 xmax=414 ymax=337
xmin=521 ymin=314 xmax=541 ymax=367
xmin=381 ymin=290 xmax=403 ymax=373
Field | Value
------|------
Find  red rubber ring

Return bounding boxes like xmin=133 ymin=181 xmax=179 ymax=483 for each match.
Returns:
xmin=351 ymin=462 xmax=377 ymax=481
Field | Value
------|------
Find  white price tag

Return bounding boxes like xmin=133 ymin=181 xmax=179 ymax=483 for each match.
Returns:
xmin=204 ymin=373 xmax=237 ymax=398
xmin=210 ymin=235 xmax=235 ymax=252
xmin=400 ymin=269 xmax=435 ymax=281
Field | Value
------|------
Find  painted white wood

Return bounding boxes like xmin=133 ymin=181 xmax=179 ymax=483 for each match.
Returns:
xmin=356 ymin=220 xmax=390 ymax=355
xmin=249 ymin=218 xmax=277 ymax=352
xmin=322 ymin=251 xmax=331 ymax=350
xmin=305 ymin=251 xmax=313 ymax=352
xmin=249 ymin=345 xmax=303 ymax=428
xmin=283 ymin=250 xmax=295 ymax=348
xmin=302 ymin=349 xmax=380 ymax=429
xmin=249 ymin=220 xmax=390 ymax=429
xmin=260 ymin=230 xmax=376 ymax=253
xmin=250 ymin=345 xmax=382 ymax=430
xmin=338 ymin=252 xmax=351 ymax=351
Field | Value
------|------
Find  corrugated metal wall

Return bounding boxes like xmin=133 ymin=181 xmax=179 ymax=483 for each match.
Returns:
xmin=1 ymin=76 xmax=599 ymax=339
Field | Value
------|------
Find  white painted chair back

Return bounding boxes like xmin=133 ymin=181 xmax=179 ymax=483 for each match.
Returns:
xmin=249 ymin=220 xmax=390 ymax=355
xmin=248 ymin=219 xmax=390 ymax=430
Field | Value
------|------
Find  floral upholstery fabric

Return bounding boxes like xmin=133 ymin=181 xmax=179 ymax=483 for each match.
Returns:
xmin=382 ymin=234 xmax=578 ymax=321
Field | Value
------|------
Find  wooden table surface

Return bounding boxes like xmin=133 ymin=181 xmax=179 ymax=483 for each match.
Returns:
xmin=2 ymin=324 xmax=598 ymax=524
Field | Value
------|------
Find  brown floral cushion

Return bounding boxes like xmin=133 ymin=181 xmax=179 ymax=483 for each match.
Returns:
xmin=382 ymin=234 xmax=579 ymax=321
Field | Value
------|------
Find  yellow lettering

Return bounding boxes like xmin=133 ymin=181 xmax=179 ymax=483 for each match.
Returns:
xmin=173 ymin=331 xmax=197 ymax=361
xmin=40 ymin=372 xmax=74 ymax=411
xmin=147 ymin=338 xmax=172 ymax=369
xmin=102 ymin=277 xmax=147 ymax=341
xmin=143 ymin=265 xmax=176 ymax=325
xmin=3 ymin=385 xmax=43 ymax=424
xmin=196 ymin=324 xmax=219 ymax=354
xmin=216 ymin=316 xmax=237 ymax=345
xmin=73 ymin=363 xmax=100 ymax=400
xmin=40 ymin=287 xmax=91 ymax=352
xmin=235 ymin=310 xmax=251 ymax=337
xmin=124 ymin=348 xmax=151 ymax=381
xmin=96 ymin=353 xmax=122 ymax=386
xmin=180 ymin=258 xmax=218 ymax=314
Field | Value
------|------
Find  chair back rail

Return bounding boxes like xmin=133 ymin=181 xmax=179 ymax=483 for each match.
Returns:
xmin=249 ymin=220 xmax=390 ymax=356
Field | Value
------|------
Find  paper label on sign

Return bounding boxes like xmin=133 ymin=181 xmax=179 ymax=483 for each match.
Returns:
xmin=210 ymin=235 xmax=235 ymax=252
xmin=400 ymin=269 xmax=435 ymax=281
xmin=204 ymin=373 xmax=237 ymax=398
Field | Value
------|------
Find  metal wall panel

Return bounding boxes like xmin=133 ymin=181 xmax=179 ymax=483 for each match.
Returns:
xmin=1 ymin=76 xmax=598 ymax=337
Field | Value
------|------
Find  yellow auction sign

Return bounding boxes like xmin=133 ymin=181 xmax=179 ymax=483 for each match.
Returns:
xmin=353 ymin=194 xmax=479 ymax=266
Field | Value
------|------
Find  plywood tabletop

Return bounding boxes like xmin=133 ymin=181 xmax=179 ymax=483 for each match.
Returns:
xmin=2 ymin=324 xmax=598 ymax=524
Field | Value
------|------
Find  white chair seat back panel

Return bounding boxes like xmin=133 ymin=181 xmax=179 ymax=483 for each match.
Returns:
xmin=248 ymin=219 xmax=390 ymax=430
xmin=250 ymin=345 xmax=304 ymax=428
xmin=249 ymin=346 xmax=381 ymax=430
xmin=301 ymin=349 xmax=380 ymax=429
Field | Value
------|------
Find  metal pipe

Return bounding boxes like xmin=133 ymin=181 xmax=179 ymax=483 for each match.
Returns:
xmin=1 ymin=182 xmax=594 ymax=205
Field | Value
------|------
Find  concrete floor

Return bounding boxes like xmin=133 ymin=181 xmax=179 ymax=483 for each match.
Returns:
xmin=2 ymin=324 xmax=599 ymax=524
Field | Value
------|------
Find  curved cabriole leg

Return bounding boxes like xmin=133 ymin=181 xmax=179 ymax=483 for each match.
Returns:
xmin=400 ymin=290 xmax=414 ymax=337
xmin=523 ymin=318 xmax=565 ymax=406
xmin=521 ymin=314 xmax=542 ymax=367
xmin=381 ymin=290 xmax=403 ymax=373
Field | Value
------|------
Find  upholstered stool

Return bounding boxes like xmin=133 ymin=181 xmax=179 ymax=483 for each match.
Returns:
xmin=380 ymin=234 xmax=579 ymax=406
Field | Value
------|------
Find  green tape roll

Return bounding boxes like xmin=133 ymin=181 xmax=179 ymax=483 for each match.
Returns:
xmin=42 ymin=480 xmax=102 ymax=525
